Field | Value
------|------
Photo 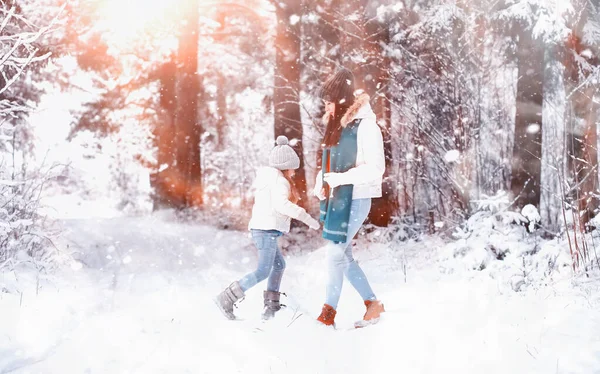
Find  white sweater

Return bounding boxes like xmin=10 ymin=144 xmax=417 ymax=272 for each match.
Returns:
xmin=248 ymin=167 xmax=317 ymax=233
xmin=314 ymin=101 xmax=385 ymax=200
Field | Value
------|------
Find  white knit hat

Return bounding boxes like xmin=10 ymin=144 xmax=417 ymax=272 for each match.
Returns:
xmin=269 ymin=136 xmax=300 ymax=170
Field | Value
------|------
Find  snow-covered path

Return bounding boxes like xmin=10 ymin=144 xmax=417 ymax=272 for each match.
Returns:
xmin=1 ymin=215 xmax=600 ymax=374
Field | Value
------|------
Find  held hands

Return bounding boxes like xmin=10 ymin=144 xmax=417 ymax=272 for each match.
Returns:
xmin=313 ymin=186 xmax=326 ymax=200
xmin=323 ymin=172 xmax=346 ymax=189
xmin=312 ymin=172 xmax=346 ymax=199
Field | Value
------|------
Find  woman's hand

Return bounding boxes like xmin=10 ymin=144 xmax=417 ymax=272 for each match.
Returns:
xmin=323 ymin=172 xmax=347 ymax=189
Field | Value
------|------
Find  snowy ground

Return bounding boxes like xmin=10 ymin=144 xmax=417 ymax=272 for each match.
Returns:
xmin=1 ymin=212 xmax=600 ymax=374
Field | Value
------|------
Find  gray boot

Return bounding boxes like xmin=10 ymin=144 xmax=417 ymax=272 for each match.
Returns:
xmin=215 ymin=281 xmax=245 ymax=320
xmin=261 ymin=290 xmax=285 ymax=320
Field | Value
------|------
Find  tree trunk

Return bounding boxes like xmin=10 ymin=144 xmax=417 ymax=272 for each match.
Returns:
xmin=214 ymin=10 xmax=228 ymax=151
xmin=215 ymin=73 xmax=227 ymax=151
xmin=338 ymin=1 xmax=397 ymax=226
xmin=363 ymin=17 xmax=396 ymax=227
xmin=511 ymin=27 xmax=544 ymax=209
xmin=273 ymin=0 xmax=307 ymax=206
xmin=564 ymin=13 xmax=600 ymax=230
xmin=150 ymin=57 xmax=180 ymax=209
xmin=304 ymin=0 xmax=341 ymax=180
xmin=540 ymin=45 xmax=566 ymax=233
xmin=174 ymin=0 xmax=202 ymax=208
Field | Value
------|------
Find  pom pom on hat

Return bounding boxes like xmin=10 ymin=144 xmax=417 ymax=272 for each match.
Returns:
xmin=276 ymin=135 xmax=288 ymax=146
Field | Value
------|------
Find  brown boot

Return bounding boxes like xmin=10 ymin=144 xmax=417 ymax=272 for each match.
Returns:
xmin=363 ymin=300 xmax=385 ymax=321
xmin=316 ymin=304 xmax=336 ymax=326
xmin=354 ymin=300 xmax=385 ymax=328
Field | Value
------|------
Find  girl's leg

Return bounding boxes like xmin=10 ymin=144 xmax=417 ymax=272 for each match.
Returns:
xmin=267 ymin=246 xmax=286 ymax=292
xmin=238 ymin=231 xmax=279 ymax=292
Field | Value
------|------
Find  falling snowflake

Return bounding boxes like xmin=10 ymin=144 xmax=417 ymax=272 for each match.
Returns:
xmin=527 ymin=124 xmax=540 ymax=134
xmin=444 ymin=150 xmax=460 ymax=163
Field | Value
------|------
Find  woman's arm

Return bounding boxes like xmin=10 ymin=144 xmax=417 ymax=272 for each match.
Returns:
xmin=324 ymin=119 xmax=385 ymax=187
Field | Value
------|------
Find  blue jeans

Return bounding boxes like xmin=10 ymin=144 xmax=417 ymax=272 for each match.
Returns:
xmin=326 ymin=198 xmax=376 ymax=309
xmin=238 ymin=229 xmax=286 ymax=292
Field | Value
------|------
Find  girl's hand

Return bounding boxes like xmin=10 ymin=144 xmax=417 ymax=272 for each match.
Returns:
xmin=313 ymin=187 xmax=326 ymax=200
xmin=306 ymin=216 xmax=321 ymax=230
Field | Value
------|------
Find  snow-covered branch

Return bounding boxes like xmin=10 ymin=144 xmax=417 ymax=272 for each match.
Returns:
xmin=0 ymin=3 xmax=65 ymax=111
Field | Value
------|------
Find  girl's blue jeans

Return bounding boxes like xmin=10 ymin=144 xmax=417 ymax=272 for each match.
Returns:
xmin=238 ymin=229 xmax=285 ymax=292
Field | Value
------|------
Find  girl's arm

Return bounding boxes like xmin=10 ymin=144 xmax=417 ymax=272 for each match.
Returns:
xmin=271 ymin=179 xmax=320 ymax=229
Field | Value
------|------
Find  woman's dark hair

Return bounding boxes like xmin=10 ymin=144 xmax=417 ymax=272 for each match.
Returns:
xmin=321 ymin=103 xmax=351 ymax=147
xmin=319 ymin=67 xmax=356 ymax=147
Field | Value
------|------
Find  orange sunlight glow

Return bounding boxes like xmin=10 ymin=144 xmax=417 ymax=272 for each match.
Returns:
xmin=94 ymin=0 xmax=182 ymax=53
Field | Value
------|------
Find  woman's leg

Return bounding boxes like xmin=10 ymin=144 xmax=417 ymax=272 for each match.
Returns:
xmin=325 ymin=199 xmax=375 ymax=309
xmin=238 ymin=231 xmax=279 ymax=292
xmin=325 ymin=241 xmax=347 ymax=310
xmin=343 ymin=250 xmax=376 ymax=302
xmin=343 ymin=199 xmax=376 ymax=302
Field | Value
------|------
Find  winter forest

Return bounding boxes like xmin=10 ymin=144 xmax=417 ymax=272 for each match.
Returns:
xmin=1 ymin=0 xmax=600 ymax=372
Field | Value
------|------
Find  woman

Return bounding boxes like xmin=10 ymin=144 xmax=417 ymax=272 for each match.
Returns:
xmin=313 ymin=68 xmax=386 ymax=328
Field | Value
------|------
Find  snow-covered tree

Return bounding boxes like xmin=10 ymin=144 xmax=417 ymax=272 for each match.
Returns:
xmin=0 ymin=0 xmax=65 ymax=265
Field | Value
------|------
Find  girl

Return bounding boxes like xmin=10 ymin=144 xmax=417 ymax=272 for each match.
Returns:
xmin=215 ymin=135 xmax=320 ymax=320
xmin=313 ymin=67 xmax=386 ymax=328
